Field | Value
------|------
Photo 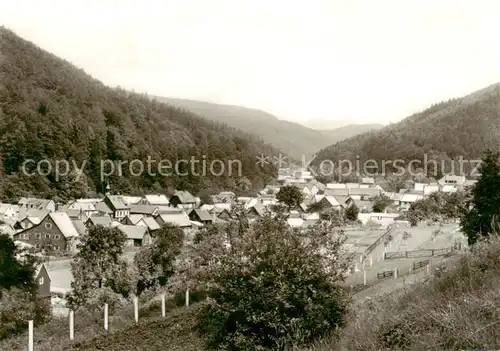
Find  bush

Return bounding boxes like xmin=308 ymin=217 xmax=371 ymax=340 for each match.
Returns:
xmin=0 ymin=289 xmax=51 ymax=340
xmin=191 ymin=208 xmax=351 ymax=350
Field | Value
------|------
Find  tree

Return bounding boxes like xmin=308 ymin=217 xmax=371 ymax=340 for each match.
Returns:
xmin=372 ymin=194 xmax=391 ymax=212
xmin=134 ymin=225 xmax=184 ymax=296
xmin=345 ymin=204 xmax=359 ymax=221
xmin=0 ymin=235 xmax=50 ymax=339
xmin=67 ymin=225 xmax=132 ymax=310
xmin=461 ymin=150 xmax=500 ymax=245
xmin=192 ymin=210 xmax=351 ymax=350
xmin=276 ymin=185 xmax=304 ymax=210
xmin=0 ymin=234 xmax=37 ymax=295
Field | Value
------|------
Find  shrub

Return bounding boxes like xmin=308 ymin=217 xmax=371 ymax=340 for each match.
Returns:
xmin=0 ymin=288 xmax=51 ymax=340
xmin=191 ymin=207 xmax=351 ymax=350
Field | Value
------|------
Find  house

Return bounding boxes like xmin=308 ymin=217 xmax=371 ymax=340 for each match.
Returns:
xmin=60 ymin=208 xmax=89 ymax=222
xmin=214 ymin=208 xmax=232 ymax=221
xmin=0 ymin=203 xmax=18 ymax=221
xmin=258 ymin=194 xmax=277 ymax=206
xmin=399 ymin=194 xmax=424 ymax=210
xmin=117 ymin=224 xmax=151 ymax=247
xmin=345 ymin=198 xmax=373 ymax=213
xmin=287 ymin=216 xmax=304 ymax=229
xmin=324 ymin=188 xmax=349 ymax=197
xmin=14 ymin=216 xmax=42 ymax=231
xmin=71 ymin=219 xmax=87 ymax=236
xmin=358 ymin=212 xmax=400 ymax=227
xmin=348 ymin=188 xmax=381 ymax=200
xmin=326 ymin=183 xmax=347 ymax=189
xmin=361 ymin=177 xmax=375 ymax=185
xmin=0 ymin=223 xmax=15 ymax=237
xmin=64 ymin=200 xmax=98 ymax=217
xmin=247 ymin=201 xmax=265 ymax=219
xmin=136 ymin=217 xmax=161 ymax=232
xmin=316 ymin=196 xmax=342 ymax=210
xmin=212 ymin=191 xmax=236 ymax=204
xmin=438 ymin=175 xmax=466 ymax=186
xmin=139 ymin=194 xmax=170 ymax=206
xmin=129 ymin=205 xmax=158 ymax=216
xmin=259 ymin=185 xmax=281 ymax=196
xmin=103 ymin=195 xmax=130 ymax=220
xmin=121 ymin=214 xmax=145 ymax=226
xmin=94 ymin=201 xmax=113 ymax=216
xmin=34 ymin=264 xmax=51 ymax=299
xmin=18 ymin=198 xmax=56 ymax=212
xmin=122 ymin=196 xmax=143 ymax=206
xmin=169 ymin=191 xmax=198 ymax=209
xmin=13 ymin=212 xmax=80 ymax=253
xmin=189 ymin=209 xmax=213 ymax=225
xmin=423 ymin=184 xmax=440 ymax=196
xmin=463 ymin=179 xmax=477 ymax=188
xmin=85 ymin=216 xmax=112 ymax=228
xmin=155 ymin=211 xmax=193 ymax=228
xmin=441 ymin=185 xmax=458 ymax=194
xmin=414 ymin=183 xmax=427 ymax=192
xmin=299 ymin=182 xmax=322 ymax=198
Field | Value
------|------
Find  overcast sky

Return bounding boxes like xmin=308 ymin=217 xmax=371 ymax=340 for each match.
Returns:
xmin=2 ymin=0 xmax=500 ymax=125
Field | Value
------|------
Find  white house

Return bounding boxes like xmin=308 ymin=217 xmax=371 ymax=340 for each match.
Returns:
xmin=438 ymin=175 xmax=466 ymax=186
xmin=358 ymin=212 xmax=400 ymax=227
xmin=0 ymin=203 xmax=18 ymax=221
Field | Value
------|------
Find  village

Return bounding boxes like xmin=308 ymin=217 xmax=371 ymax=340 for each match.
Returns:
xmin=0 ymin=166 xmax=473 ymax=310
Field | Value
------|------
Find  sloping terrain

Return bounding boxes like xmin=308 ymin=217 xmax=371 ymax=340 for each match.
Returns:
xmin=0 ymin=27 xmax=278 ymax=201
xmin=155 ymin=97 xmax=336 ymax=159
xmin=318 ymin=124 xmax=384 ymax=144
xmin=311 ymin=83 xmax=500 ymax=178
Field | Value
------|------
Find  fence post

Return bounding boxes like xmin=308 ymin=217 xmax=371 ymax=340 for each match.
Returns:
xmin=69 ymin=310 xmax=74 ymax=341
xmin=406 ymin=251 xmax=408 ymax=258
xmin=363 ymin=270 xmax=367 ymax=285
xmin=104 ymin=303 xmax=108 ymax=334
xmin=161 ymin=293 xmax=166 ymax=318
xmin=426 ymin=263 xmax=430 ymax=274
xmin=432 ymin=249 xmax=435 ymax=256
xmin=28 ymin=320 xmax=33 ymax=351
xmin=360 ymin=255 xmax=363 ymax=263
xmin=185 ymin=288 xmax=190 ymax=307
xmin=394 ymin=267 xmax=398 ymax=279
xmin=134 ymin=297 xmax=139 ymax=324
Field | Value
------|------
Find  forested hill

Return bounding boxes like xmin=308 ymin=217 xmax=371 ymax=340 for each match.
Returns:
xmin=155 ymin=97 xmax=335 ymax=159
xmin=0 ymin=27 xmax=277 ymax=201
xmin=311 ymin=82 xmax=500 ymax=180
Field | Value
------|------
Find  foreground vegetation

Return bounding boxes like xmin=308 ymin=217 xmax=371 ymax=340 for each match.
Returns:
xmin=2 ymin=149 xmax=500 ymax=349
xmin=313 ymin=238 xmax=500 ymax=350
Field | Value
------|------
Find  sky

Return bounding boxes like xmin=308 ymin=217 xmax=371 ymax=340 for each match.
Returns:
xmin=2 ymin=0 xmax=500 ymax=126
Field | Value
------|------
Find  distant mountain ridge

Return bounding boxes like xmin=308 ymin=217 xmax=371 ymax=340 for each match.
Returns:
xmin=311 ymin=82 xmax=500 ymax=180
xmin=318 ymin=124 xmax=384 ymax=142
xmin=155 ymin=97 xmax=383 ymax=159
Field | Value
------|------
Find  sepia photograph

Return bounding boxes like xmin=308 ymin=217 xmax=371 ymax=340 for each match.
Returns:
xmin=0 ymin=1 xmax=499 ymax=350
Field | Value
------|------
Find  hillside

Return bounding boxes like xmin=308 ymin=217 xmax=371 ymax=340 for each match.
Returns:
xmin=155 ymin=97 xmax=335 ymax=159
xmin=318 ymin=124 xmax=384 ymax=143
xmin=300 ymin=118 xmax=378 ymax=130
xmin=0 ymin=27 xmax=278 ymax=201
xmin=311 ymin=83 xmax=500 ymax=179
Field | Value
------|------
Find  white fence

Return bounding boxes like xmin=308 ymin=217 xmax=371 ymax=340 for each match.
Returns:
xmin=27 ymin=289 xmax=191 ymax=350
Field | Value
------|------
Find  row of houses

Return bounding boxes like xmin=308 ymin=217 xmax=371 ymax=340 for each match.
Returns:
xmin=1 ymin=172 xmax=477 ymax=254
